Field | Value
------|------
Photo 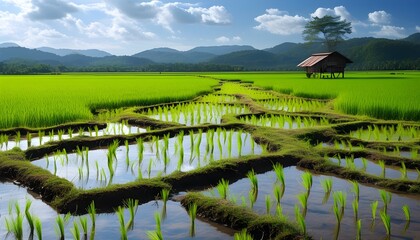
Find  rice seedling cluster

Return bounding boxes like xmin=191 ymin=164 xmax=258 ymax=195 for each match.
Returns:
xmin=218 ymin=82 xmax=276 ymax=100
xmin=144 ymin=102 xmax=250 ymax=125
xmin=328 ymin=155 xmax=420 ymax=181
xmin=197 ymin=94 xmax=238 ymax=103
xmin=350 ymin=124 xmax=419 ymax=142
xmin=0 ymin=122 xmax=146 ymax=152
xmin=239 ymin=114 xmax=329 ymax=129
xmin=257 ymin=98 xmax=325 ymax=112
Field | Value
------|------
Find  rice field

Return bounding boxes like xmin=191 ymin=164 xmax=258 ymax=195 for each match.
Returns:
xmin=205 ymin=71 xmax=420 ymax=121
xmin=0 ymin=74 xmax=215 ymax=128
xmin=1 ymin=72 xmax=419 ymax=240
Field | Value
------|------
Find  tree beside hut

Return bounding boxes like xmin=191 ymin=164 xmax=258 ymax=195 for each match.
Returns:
xmin=297 ymin=51 xmax=352 ymax=78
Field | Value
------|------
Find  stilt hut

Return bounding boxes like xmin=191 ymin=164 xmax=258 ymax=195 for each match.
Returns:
xmin=297 ymin=51 xmax=352 ymax=78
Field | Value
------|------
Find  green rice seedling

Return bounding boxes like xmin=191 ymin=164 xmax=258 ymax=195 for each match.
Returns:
xmin=6 ymin=214 xmax=24 ymax=240
xmin=378 ymin=160 xmax=386 ymax=178
xmin=333 ymin=191 xmax=346 ymax=224
xmin=294 ymin=205 xmax=306 ymax=237
xmin=237 ymin=129 xmax=243 ymax=156
xmin=402 ymin=205 xmax=410 ymax=222
xmin=379 ymin=190 xmax=392 ymax=214
xmin=25 ymin=199 xmax=35 ymax=236
xmin=361 ymin=157 xmax=368 ymax=172
xmin=38 ymin=131 xmax=43 ymax=145
xmin=48 ymin=130 xmax=54 ymax=142
xmin=241 ymin=196 xmax=247 ymax=207
xmin=345 ymin=156 xmax=355 ymax=170
xmin=249 ymin=190 xmax=257 ymax=209
xmin=57 ymin=129 xmax=64 ymax=141
xmin=79 ymin=217 xmax=88 ymax=240
xmin=276 ymin=204 xmax=287 ymax=221
xmin=125 ymin=198 xmax=139 ymax=230
xmin=273 ymin=163 xmax=285 ymax=189
xmin=234 ymin=229 xmax=253 ymax=240
xmin=125 ymin=140 xmax=130 ymax=167
xmin=71 ymin=221 xmax=81 ymax=240
xmin=27 ymin=133 xmax=32 ymax=147
xmin=297 ymin=192 xmax=308 ymax=217
xmin=154 ymin=212 xmax=163 ymax=239
xmin=94 ymin=125 xmax=99 ymax=136
xmin=15 ymin=131 xmax=21 ymax=145
xmin=356 ymin=219 xmax=362 ymax=240
xmin=147 ymin=231 xmax=163 ymax=240
xmin=351 ymin=181 xmax=360 ymax=203
xmin=247 ymin=169 xmax=258 ymax=194
xmin=301 ymin=171 xmax=313 ymax=196
xmin=55 ymin=213 xmax=71 ymax=240
xmin=68 ymin=128 xmax=73 ymax=138
xmin=273 ymin=185 xmax=283 ymax=206
xmin=116 ymin=206 xmax=127 ymax=240
xmin=265 ymin=195 xmax=271 ymax=214
xmin=136 ymin=138 xmax=144 ymax=164
xmin=380 ymin=210 xmax=391 ymax=238
xmin=400 ymin=162 xmax=407 ymax=179
xmin=320 ymin=178 xmax=333 ymax=204
xmin=148 ymin=158 xmax=153 ymax=178
xmin=352 ymin=198 xmax=359 ymax=221
xmin=188 ymin=203 xmax=197 ymax=237
xmin=34 ymin=217 xmax=42 ymax=240
xmin=216 ymin=179 xmax=229 ymax=200
xmin=87 ymin=201 xmax=96 ymax=240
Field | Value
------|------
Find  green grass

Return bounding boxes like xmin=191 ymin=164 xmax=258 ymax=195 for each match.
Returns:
xmin=0 ymin=73 xmax=216 ymax=128
xmin=205 ymin=71 xmax=420 ymax=121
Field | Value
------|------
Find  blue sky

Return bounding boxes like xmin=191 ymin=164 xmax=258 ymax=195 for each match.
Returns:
xmin=0 ymin=0 xmax=419 ymax=55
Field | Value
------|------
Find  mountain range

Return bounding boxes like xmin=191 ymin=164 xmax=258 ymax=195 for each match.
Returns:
xmin=0 ymin=33 xmax=419 ymax=71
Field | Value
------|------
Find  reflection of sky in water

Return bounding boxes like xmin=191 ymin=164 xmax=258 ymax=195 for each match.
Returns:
xmin=0 ymin=182 xmax=234 ymax=239
xmin=0 ymin=123 xmax=147 ymax=151
xmin=32 ymin=131 xmax=262 ymax=189
xmin=205 ymin=166 xmax=420 ymax=240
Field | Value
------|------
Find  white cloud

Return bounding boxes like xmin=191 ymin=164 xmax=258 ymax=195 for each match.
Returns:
xmin=28 ymin=0 xmax=78 ymax=20
xmin=368 ymin=11 xmax=391 ymax=25
xmin=106 ymin=0 xmax=230 ymax=31
xmin=254 ymin=9 xmax=308 ymax=35
xmin=372 ymin=25 xmax=406 ymax=38
xmin=311 ymin=6 xmax=351 ymax=21
xmin=416 ymin=26 xmax=420 ymax=32
xmin=215 ymin=36 xmax=241 ymax=44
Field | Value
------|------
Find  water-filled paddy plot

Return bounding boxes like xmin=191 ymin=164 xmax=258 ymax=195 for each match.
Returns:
xmin=0 ymin=122 xmax=146 ymax=151
xmin=32 ymin=129 xmax=262 ymax=189
xmin=1 ymin=79 xmax=419 ymax=240
xmin=141 ymin=102 xmax=250 ymax=125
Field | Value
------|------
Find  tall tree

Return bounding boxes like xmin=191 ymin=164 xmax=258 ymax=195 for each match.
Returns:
xmin=303 ymin=15 xmax=352 ymax=51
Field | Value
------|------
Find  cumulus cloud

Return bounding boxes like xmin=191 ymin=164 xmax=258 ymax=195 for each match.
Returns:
xmin=311 ymin=6 xmax=351 ymax=21
xmin=416 ymin=26 xmax=420 ymax=32
xmin=254 ymin=9 xmax=308 ymax=35
xmin=372 ymin=25 xmax=406 ymax=38
xmin=215 ymin=36 xmax=241 ymax=43
xmin=28 ymin=0 xmax=78 ymax=20
xmin=106 ymin=0 xmax=230 ymax=30
xmin=368 ymin=11 xmax=391 ymax=25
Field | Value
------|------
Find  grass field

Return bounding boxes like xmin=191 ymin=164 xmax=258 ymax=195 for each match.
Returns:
xmin=205 ymin=71 xmax=420 ymax=121
xmin=0 ymin=74 xmax=215 ymax=128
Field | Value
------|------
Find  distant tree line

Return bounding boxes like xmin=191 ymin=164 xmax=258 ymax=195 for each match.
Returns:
xmin=0 ymin=61 xmax=244 ymax=74
xmin=0 ymin=59 xmax=418 ymax=74
xmin=0 ymin=62 xmax=60 ymax=74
